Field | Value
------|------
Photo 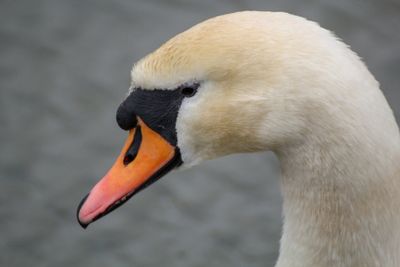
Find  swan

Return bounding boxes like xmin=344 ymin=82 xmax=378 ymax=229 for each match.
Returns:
xmin=77 ymin=11 xmax=400 ymax=267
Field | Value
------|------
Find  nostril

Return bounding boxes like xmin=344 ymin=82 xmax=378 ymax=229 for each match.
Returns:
xmin=123 ymin=125 xmax=142 ymax=166
xmin=123 ymin=154 xmax=135 ymax=165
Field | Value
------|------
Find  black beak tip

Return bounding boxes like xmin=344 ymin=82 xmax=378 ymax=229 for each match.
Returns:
xmin=79 ymin=220 xmax=89 ymax=229
xmin=76 ymin=193 xmax=90 ymax=229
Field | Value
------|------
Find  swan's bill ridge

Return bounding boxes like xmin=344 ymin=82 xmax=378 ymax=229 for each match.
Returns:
xmin=76 ymin=119 xmax=182 ymax=228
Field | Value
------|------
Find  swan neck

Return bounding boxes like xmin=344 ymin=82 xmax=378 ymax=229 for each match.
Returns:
xmin=274 ymin=121 xmax=400 ymax=266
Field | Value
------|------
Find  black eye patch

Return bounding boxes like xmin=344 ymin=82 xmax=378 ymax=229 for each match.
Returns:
xmin=116 ymin=83 xmax=199 ymax=146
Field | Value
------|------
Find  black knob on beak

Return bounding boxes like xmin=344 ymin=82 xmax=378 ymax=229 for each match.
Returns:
xmin=116 ymin=101 xmax=137 ymax=130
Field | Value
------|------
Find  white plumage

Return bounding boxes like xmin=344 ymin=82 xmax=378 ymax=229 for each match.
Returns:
xmin=129 ymin=11 xmax=400 ymax=266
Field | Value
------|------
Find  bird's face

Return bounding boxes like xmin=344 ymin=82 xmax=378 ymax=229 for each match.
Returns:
xmin=77 ymin=73 xmax=279 ymax=228
xmin=77 ymin=11 xmax=327 ymax=227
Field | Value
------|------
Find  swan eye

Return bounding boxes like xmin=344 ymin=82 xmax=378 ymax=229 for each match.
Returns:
xmin=180 ymin=84 xmax=198 ymax=97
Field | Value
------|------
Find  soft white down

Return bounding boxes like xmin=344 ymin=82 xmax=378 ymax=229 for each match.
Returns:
xmin=129 ymin=11 xmax=400 ymax=267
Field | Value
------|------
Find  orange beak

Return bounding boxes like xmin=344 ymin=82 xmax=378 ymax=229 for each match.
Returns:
xmin=77 ymin=119 xmax=181 ymax=228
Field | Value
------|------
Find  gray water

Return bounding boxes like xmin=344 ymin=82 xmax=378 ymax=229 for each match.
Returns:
xmin=1 ymin=0 xmax=399 ymax=266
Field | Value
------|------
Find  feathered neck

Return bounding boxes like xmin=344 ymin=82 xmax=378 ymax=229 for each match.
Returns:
xmin=274 ymin=93 xmax=400 ymax=267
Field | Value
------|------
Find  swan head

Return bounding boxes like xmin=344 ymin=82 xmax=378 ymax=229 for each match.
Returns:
xmin=129 ymin=11 xmax=325 ymax=166
xmin=77 ymin=11 xmax=378 ymax=227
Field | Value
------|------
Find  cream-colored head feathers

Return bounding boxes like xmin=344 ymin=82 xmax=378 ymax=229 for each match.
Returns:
xmin=129 ymin=11 xmax=400 ymax=266
xmin=131 ymin=11 xmax=398 ymax=167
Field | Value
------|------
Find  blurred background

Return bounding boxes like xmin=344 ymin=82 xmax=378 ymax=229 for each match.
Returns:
xmin=1 ymin=0 xmax=399 ymax=266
